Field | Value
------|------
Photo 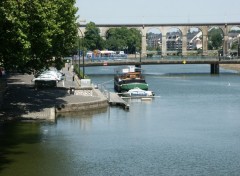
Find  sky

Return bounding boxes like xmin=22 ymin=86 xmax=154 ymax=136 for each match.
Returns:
xmin=76 ymin=0 xmax=240 ymax=24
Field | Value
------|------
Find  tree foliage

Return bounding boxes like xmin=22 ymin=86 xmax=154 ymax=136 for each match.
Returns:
xmin=0 ymin=0 xmax=78 ymax=72
xmin=208 ymin=28 xmax=223 ymax=50
xmin=105 ymin=27 xmax=141 ymax=54
xmin=84 ymin=22 xmax=105 ymax=51
xmin=82 ymin=23 xmax=141 ymax=54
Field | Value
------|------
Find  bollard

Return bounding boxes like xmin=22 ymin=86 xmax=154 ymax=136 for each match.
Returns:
xmin=70 ymin=87 xmax=75 ymax=95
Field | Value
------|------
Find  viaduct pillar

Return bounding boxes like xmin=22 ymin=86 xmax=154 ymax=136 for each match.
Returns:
xmin=141 ymin=27 xmax=147 ymax=57
xmin=202 ymin=26 xmax=208 ymax=55
xmin=162 ymin=35 xmax=167 ymax=56
xmin=223 ymin=25 xmax=229 ymax=56
xmin=161 ymin=27 xmax=167 ymax=56
xmin=181 ymin=26 xmax=188 ymax=56
xmin=141 ymin=34 xmax=147 ymax=57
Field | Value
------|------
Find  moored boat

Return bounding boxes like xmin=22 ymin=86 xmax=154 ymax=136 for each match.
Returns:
xmin=121 ymin=87 xmax=155 ymax=97
xmin=114 ymin=66 xmax=148 ymax=92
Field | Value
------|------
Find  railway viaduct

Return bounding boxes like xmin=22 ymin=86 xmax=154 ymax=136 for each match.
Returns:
xmin=79 ymin=22 xmax=240 ymax=57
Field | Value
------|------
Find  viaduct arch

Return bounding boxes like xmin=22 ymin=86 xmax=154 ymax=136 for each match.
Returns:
xmin=79 ymin=23 xmax=240 ymax=57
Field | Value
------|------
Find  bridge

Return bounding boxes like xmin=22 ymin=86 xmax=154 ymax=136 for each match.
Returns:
xmin=76 ymin=56 xmax=240 ymax=74
xmin=79 ymin=22 xmax=240 ymax=57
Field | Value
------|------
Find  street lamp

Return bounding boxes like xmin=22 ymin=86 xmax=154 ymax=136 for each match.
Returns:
xmin=77 ymin=20 xmax=86 ymax=78
xmin=78 ymin=29 xmax=84 ymax=77
xmin=78 ymin=34 xmax=81 ymax=74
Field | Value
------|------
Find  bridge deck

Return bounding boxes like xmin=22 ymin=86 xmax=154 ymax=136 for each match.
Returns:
xmin=78 ymin=57 xmax=240 ymax=67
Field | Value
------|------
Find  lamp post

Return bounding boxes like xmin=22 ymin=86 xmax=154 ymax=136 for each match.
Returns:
xmin=78 ymin=28 xmax=84 ymax=78
xmin=77 ymin=20 xmax=86 ymax=78
xmin=78 ymin=35 xmax=81 ymax=74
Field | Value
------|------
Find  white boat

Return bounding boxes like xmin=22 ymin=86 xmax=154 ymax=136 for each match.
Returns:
xmin=32 ymin=74 xmax=58 ymax=82
xmin=32 ymin=74 xmax=58 ymax=87
xmin=121 ymin=87 xmax=155 ymax=97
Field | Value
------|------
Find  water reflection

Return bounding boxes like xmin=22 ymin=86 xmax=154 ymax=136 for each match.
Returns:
xmin=0 ymin=122 xmax=43 ymax=174
xmin=56 ymin=107 xmax=108 ymax=119
xmin=56 ymin=107 xmax=108 ymax=131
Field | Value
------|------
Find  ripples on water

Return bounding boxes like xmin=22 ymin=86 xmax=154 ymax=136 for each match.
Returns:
xmin=1 ymin=65 xmax=240 ymax=176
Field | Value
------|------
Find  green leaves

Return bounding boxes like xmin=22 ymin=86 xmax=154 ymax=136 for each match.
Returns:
xmin=83 ymin=23 xmax=141 ymax=54
xmin=208 ymin=28 xmax=223 ymax=50
xmin=84 ymin=22 xmax=105 ymax=50
xmin=106 ymin=27 xmax=141 ymax=53
xmin=0 ymin=0 xmax=78 ymax=72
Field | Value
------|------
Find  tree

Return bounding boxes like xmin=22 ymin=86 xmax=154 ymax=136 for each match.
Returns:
xmin=208 ymin=28 xmax=223 ymax=50
xmin=231 ymin=41 xmax=238 ymax=50
xmin=52 ymin=0 xmax=78 ymax=58
xmin=128 ymin=28 xmax=141 ymax=54
xmin=105 ymin=27 xmax=141 ymax=54
xmin=84 ymin=22 xmax=105 ymax=51
xmin=105 ymin=28 xmax=127 ymax=51
xmin=0 ymin=0 xmax=30 ymax=71
xmin=0 ymin=0 xmax=78 ymax=72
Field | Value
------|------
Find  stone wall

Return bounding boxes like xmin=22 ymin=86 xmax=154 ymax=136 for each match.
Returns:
xmin=55 ymin=87 xmax=109 ymax=113
xmin=55 ymin=99 xmax=108 ymax=113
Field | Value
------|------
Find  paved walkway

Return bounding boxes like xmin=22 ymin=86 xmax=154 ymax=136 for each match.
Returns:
xmin=0 ymin=65 xmax=106 ymax=122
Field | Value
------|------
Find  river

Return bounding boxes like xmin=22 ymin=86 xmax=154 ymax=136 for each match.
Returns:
xmin=1 ymin=64 xmax=240 ymax=176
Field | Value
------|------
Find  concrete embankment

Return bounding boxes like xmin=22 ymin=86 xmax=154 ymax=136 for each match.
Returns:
xmin=55 ymin=88 xmax=108 ymax=113
xmin=0 ymin=67 xmax=108 ymax=122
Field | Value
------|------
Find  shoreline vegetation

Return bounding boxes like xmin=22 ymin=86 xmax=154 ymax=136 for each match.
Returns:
xmin=220 ymin=64 xmax=240 ymax=72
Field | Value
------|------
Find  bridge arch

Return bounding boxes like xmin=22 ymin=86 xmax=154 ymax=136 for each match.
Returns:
xmin=207 ymin=26 xmax=224 ymax=56
xmin=228 ymin=26 xmax=240 ymax=56
xmin=166 ymin=27 xmax=183 ymax=55
xmin=78 ymin=26 xmax=86 ymax=37
xmin=99 ymin=27 xmax=110 ymax=39
xmin=187 ymin=27 xmax=203 ymax=55
xmin=146 ymin=28 xmax=162 ymax=56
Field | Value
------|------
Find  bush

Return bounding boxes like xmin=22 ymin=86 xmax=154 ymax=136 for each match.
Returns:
xmin=147 ymin=54 xmax=153 ymax=58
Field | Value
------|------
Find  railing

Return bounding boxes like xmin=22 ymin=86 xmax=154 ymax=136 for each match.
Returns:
xmin=97 ymin=83 xmax=110 ymax=100
xmin=76 ymin=55 xmax=240 ymax=67
xmin=84 ymin=55 xmax=217 ymax=61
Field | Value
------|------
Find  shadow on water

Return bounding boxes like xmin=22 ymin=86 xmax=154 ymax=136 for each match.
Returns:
xmin=0 ymin=121 xmax=45 ymax=173
xmin=0 ymin=109 xmax=109 ymax=175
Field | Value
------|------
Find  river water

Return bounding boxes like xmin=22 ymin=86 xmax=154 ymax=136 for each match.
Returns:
xmin=1 ymin=64 xmax=240 ymax=176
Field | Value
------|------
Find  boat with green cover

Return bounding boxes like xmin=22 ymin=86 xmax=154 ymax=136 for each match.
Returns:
xmin=114 ymin=66 xmax=148 ymax=92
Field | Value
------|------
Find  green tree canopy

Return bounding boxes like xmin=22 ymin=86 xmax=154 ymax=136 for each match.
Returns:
xmin=83 ymin=22 xmax=105 ymax=51
xmin=0 ymin=0 xmax=78 ymax=72
xmin=208 ymin=28 xmax=223 ymax=50
xmin=105 ymin=27 xmax=141 ymax=54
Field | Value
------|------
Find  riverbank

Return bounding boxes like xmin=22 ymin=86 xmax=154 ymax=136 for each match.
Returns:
xmin=0 ymin=66 xmax=108 ymax=122
xmin=220 ymin=64 xmax=240 ymax=72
